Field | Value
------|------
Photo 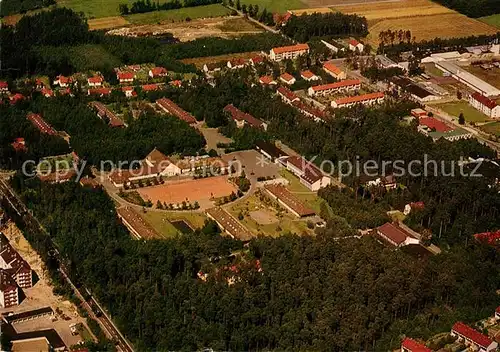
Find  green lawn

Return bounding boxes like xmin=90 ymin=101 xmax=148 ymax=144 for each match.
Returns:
xmin=58 ymin=0 xmax=173 ymax=18
xmin=125 ymin=4 xmax=231 ymax=24
xmin=239 ymin=0 xmax=308 ymax=13
xmin=479 ymin=14 xmax=500 ymax=29
xmin=435 ymin=101 xmax=489 ymax=123
xmin=141 ymin=211 xmax=181 ymax=238
xmin=480 ymin=121 xmax=500 ymax=137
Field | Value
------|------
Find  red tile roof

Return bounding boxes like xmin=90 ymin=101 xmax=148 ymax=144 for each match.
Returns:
xmin=9 ymin=93 xmax=25 ymax=105
xmin=292 ymin=100 xmax=326 ymax=121
xmin=0 ymin=81 xmax=8 ymax=89
xmin=156 ymin=98 xmax=197 ymax=124
xmin=280 ymin=72 xmax=295 ymax=83
xmin=496 ymin=306 xmax=500 ymax=314
xmin=419 ymin=117 xmax=453 ymax=133
xmin=41 ymin=88 xmax=54 ymax=97
xmin=471 ymin=92 xmax=497 ymax=109
xmin=11 ymin=138 xmax=27 ymax=152
xmin=264 ymin=184 xmax=315 ymax=217
xmin=250 ymin=56 xmax=264 ymax=64
xmin=27 ymin=113 xmax=56 ymax=135
xmin=323 ymin=62 xmax=343 ymax=75
xmin=301 ymin=70 xmax=316 ymax=79
xmin=117 ymin=72 xmax=135 ymax=81
xmin=150 ymin=67 xmax=167 ymax=77
xmin=170 ymin=80 xmax=182 ymax=87
xmin=474 ymin=230 xmax=500 ymax=245
xmin=88 ymin=76 xmax=103 ymax=84
xmin=311 ymin=79 xmax=361 ymax=92
xmin=377 ymin=222 xmax=412 ymax=246
xmin=401 ymin=338 xmax=432 ymax=352
xmin=88 ymin=88 xmax=111 ymax=96
xmin=142 ymin=84 xmax=160 ymax=91
xmin=349 ymin=39 xmax=360 ymax=46
xmin=229 ymin=58 xmax=246 ymax=67
xmin=272 ymin=43 xmax=309 ymax=55
xmin=56 ymin=75 xmax=71 ymax=84
xmin=452 ymin=322 xmax=493 ymax=348
xmin=223 ymin=104 xmax=265 ymax=129
xmin=259 ymin=76 xmax=275 ymax=85
xmin=335 ymin=92 xmax=384 ymax=106
xmin=277 ymin=87 xmax=299 ymax=102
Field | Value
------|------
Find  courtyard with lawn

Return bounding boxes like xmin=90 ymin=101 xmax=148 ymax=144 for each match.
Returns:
xmin=435 ymin=101 xmax=490 ymax=122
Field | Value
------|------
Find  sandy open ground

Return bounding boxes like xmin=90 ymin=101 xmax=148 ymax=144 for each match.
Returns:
xmin=137 ymin=176 xmax=238 ymax=205
xmin=88 ymin=16 xmax=130 ymax=30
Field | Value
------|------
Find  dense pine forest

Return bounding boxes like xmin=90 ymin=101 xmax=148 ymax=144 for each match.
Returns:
xmin=433 ymin=0 xmax=500 ymax=18
xmin=8 ymin=178 xmax=500 ymax=351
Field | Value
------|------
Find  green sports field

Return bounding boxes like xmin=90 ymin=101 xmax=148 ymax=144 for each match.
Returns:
xmin=125 ymin=4 xmax=231 ymax=24
xmin=435 ymin=101 xmax=490 ymax=123
xmin=479 ymin=14 xmax=500 ymax=29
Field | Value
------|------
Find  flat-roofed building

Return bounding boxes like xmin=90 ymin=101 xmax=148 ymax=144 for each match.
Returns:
xmin=264 ymin=184 xmax=315 ymax=218
xmin=206 ymin=207 xmax=253 ymax=241
xmin=436 ymin=61 xmax=500 ymax=97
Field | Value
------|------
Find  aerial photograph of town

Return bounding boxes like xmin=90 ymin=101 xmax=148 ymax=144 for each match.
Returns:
xmin=1 ymin=0 xmax=500 ymax=350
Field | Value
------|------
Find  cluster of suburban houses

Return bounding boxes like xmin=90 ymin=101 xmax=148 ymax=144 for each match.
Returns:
xmin=401 ymin=317 xmax=500 ymax=352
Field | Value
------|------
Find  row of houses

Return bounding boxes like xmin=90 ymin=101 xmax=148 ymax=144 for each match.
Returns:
xmin=0 ymin=233 xmax=33 ymax=308
xmin=276 ymin=87 xmax=327 ymax=122
xmin=88 ymin=101 xmax=126 ymax=128
xmin=203 ymin=55 xmax=265 ymax=74
xmin=206 ymin=207 xmax=253 ymax=242
xmin=331 ymin=92 xmax=385 ymax=109
xmin=469 ymin=92 xmax=500 ymax=118
xmin=308 ymin=79 xmax=361 ymax=97
xmin=156 ymin=98 xmax=197 ymax=125
xmin=263 ymin=184 xmax=315 ymax=218
xmin=27 ymin=113 xmax=57 ymax=135
xmin=223 ymin=104 xmax=268 ymax=130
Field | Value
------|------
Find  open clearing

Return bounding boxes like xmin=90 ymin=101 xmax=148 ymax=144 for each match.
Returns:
xmin=108 ymin=16 xmax=262 ymax=41
xmin=58 ymin=0 xmax=173 ymax=18
xmin=435 ymin=101 xmax=489 ymax=123
xmin=480 ymin=14 xmax=500 ymax=29
xmin=125 ymin=4 xmax=231 ymax=24
xmin=137 ymin=176 xmax=238 ymax=207
xmin=88 ymin=16 xmax=130 ymax=30
xmin=240 ymin=0 xmax=308 ymax=13
xmin=333 ymin=0 xmax=498 ymax=47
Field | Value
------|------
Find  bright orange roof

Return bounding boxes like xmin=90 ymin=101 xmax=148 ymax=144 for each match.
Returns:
xmin=323 ymin=62 xmax=343 ymax=75
xmin=272 ymin=43 xmax=309 ymax=55
xmin=335 ymin=92 xmax=384 ymax=105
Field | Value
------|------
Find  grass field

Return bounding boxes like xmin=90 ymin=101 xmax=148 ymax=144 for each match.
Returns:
xmin=88 ymin=16 xmax=130 ymax=30
xmin=480 ymin=14 xmax=500 ymax=29
xmin=239 ymin=0 xmax=308 ymax=13
xmin=125 ymin=4 xmax=231 ymax=24
xmin=67 ymin=45 xmax=121 ymax=72
xmin=58 ymin=0 xmax=173 ymax=18
xmin=141 ymin=211 xmax=180 ymax=238
xmin=436 ymin=101 xmax=489 ymax=123
xmin=333 ymin=0 xmax=498 ymax=47
xmin=480 ymin=121 xmax=500 ymax=137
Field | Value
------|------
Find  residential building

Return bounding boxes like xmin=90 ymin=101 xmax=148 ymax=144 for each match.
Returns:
xmin=292 ymin=100 xmax=327 ymax=122
xmin=3 ymin=307 xmax=54 ymax=324
xmin=496 ymin=306 xmax=500 ymax=320
xmin=0 ymin=233 xmax=33 ymax=289
xmin=469 ymin=92 xmax=500 ymax=118
xmin=117 ymin=72 xmax=135 ymax=84
xmin=11 ymin=138 xmax=27 ymax=153
xmin=389 ymin=76 xmax=439 ymax=103
xmin=0 ymin=270 xmax=19 ymax=308
xmin=27 ymin=113 xmax=56 ymax=135
xmin=451 ymin=322 xmax=498 ymax=352
xmin=300 ymin=70 xmax=320 ymax=81
xmin=122 ymin=86 xmax=135 ymax=98
xmin=170 ymin=80 xmax=182 ymax=87
xmin=117 ymin=207 xmax=160 ymax=240
xmin=436 ymin=61 xmax=500 ymax=97
xmin=376 ymin=222 xmax=420 ymax=247
xmin=142 ymin=84 xmax=160 ymax=92
xmin=404 ymin=201 xmax=425 ymax=216
xmin=255 ymin=141 xmax=288 ymax=163
xmin=269 ymin=44 xmax=310 ymax=61
xmin=280 ymin=73 xmax=296 ymax=85
xmin=88 ymin=102 xmax=125 ymax=128
xmin=348 ymin=39 xmax=364 ymax=52
xmin=87 ymin=76 xmax=103 ymax=87
xmin=323 ymin=62 xmax=347 ymax=80
xmin=321 ymin=40 xmax=340 ymax=53
xmin=411 ymin=108 xmax=428 ymax=118
xmin=331 ymin=92 xmax=385 ymax=108
xmin=176 ymin=156 xmax=229 ymax=175
xmin=41 ymin=88 xmax=54 ymax=98
xmin=286 ymin=155 xmax=331 ymax=191
xmin=308 ymin=79 xmax=361 ymax=96
xmin=223 ymin=104 xmax=267 ymax=130
xmin=156 ymin=98 xmax=197 ymax=124
xmin=203 ymin=62 xmax=224 ymax=74
xmin=277 ymin=87 xmax=300 ymax=104
xmin=53 ymin=75 xmax=71 ymax=88
xmin=401 ymin=338 xmax=432 ymax=352
xmin=0 ymin=81 xmax=9 ymax=92
xmin=227 ymin=58 xmax=247 ymax=70
xmin=206 ymin=207 xmax=253 ymax=241
xmin=9 ymin=94 xmax=24 ymax=105
xmin=264 ymin=184 xmax=315 ymax=218
xmin=149 ymin=67 xmax=168 ymax=78
xmin=259 ymin=76 xmax=277 ymax=85
xmin=249 ymin=56 xmax=264 ymax=65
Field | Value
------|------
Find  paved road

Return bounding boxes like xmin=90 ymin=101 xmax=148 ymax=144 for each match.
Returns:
xmin=0 ymin=179 xmax=134 ymax=352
